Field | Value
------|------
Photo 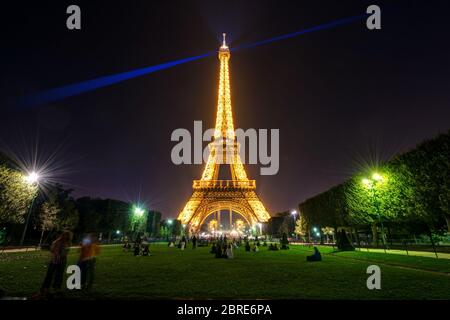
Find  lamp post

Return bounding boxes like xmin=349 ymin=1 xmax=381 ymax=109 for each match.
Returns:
xmin=362 ymin=172 xmax=387 ymax=253
xmin=291 ymin=210 xmax=297 ymax=239
xmin=132 ymin=205 xmax=145 ymax=239
xmin=20 ymin=171 xmax=40 ymax=247
xmin=167 ymin=219 xmax=173 ymax=238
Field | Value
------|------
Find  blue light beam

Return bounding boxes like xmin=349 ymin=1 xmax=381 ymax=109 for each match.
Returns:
xmin=19 ymin=13 xmax=366 ymax=108
xmin=19 ymin=52 xmax=214 ymax=108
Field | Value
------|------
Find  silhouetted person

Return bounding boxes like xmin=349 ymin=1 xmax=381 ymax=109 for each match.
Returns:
xmin=192 ymin=235 xmax=197 ymax=249
xmin=306 ymin=246 xmax=322 ymax=262
xmin=226 ymin=244 xmax=234 ymax=259
xmin=123 ymin=238 xmax=131 ymax=252
xmin=245 ymin=241 xmax=251 ymax=252
xmin=78 ymin=233 xmax=101 ymax=290
xmin=142 ymin=242 xmax=150 ymax=256
xmin=40 ymin=231 xmax=72 ymax=295
xmin=133 ymin=242 xmax=140 ymax=256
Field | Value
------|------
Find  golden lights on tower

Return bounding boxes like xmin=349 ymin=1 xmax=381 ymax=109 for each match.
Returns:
xmin=177 ymin=34 xmax=270 ymax=231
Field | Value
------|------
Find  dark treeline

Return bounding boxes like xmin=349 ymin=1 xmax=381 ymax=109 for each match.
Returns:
xmin=299 ymin=130 xmax=450 ymax=244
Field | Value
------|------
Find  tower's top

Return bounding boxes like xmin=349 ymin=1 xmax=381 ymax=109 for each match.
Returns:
xmin=220 ymin=33 xmax=229 ymax=51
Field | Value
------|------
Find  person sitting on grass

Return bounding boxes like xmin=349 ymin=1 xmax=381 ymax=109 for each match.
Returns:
xmin=123 ymin=238 xmax=131 ymax=252
xmin=252 ymin=244 xmax=259 ymax=252
xmin=306 ymin=246 xmax=322 ymax=262
xmin=133 ymin=242 xmax=140 ymax=256
xmin=142 ymin=242 xmax=150 ymax=256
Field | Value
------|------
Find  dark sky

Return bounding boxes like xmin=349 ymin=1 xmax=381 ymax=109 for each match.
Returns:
xmin=1 ymin=0 xmax=449 ymax=219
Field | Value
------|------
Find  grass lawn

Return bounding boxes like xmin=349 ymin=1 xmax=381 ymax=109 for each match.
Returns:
xmin=1 ymin=244 xmax=449 ymax=300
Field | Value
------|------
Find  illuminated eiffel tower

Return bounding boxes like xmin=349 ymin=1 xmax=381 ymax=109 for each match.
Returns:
xmin=177 ymin=34 xmax=270 ymax=233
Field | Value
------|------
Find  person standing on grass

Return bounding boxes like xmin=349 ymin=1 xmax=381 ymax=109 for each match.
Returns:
xmin=40 ymin=231 xmax=73 ymax=295
xmin=192 ymin=235 xmax=197 ymax=249
xmin=180 ymin=235 xmax=186 ymax=250
xmin=226 ymin=244 xmax=234 ymax=259
xmin=77 ymin=233 xmax=101 ymax=290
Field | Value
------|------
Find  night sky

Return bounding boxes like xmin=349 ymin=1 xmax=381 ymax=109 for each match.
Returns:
xmin=1 ymin=1 xmax=449 ymax=219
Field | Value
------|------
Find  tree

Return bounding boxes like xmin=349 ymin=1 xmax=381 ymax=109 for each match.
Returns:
xmin=336 ymin=229 xmax=354 ymax=251
xmin=345 ymin=166 xmax=415 ymax=244
xmin=294 ymin=216 xmax=306 ymax=238
xmin=38 ymin=199 xmax=59 ymax=246
xmin=75 ymin=197 xmax=130 ymax=239
xmin=0 ymin=165 xmax=37 ymax=224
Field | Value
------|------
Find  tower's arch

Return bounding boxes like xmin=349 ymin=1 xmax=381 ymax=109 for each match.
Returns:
xmin=194 ymin=200 xmax=256 ymax=232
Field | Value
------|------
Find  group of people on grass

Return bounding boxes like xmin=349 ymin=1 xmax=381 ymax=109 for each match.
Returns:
xmin=35 ymin=230 xmax=322 ymax=298
xmin=123 ymin=236 xmax=151 ymax=256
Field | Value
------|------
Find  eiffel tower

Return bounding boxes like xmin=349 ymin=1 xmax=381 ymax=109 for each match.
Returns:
xmin=177 ymin=34 xmax=270 ymax=234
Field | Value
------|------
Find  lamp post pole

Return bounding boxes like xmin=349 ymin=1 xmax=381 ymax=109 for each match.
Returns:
xmin=20 ymin=171 xmax=40 ymax=247
xmin=291 ymin=210 xmax=297 ymax=240
xmin=20 ymin=196 xmax=36 ymax=247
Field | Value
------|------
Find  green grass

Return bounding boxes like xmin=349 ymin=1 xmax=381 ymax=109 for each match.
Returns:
xmin=297 ymin=245 xmax=450 ymax=273
xmin=1 ymin=244 xmax=449 ymax=299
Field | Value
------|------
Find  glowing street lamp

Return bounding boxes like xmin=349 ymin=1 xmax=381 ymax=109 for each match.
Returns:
xmin=372 ymin=172 xmax=384 ymax=182
xmin=20 ymin=171 xmax=40 ymax=246
xmin=291 ymin=210 xmax=298 ymax=239
xmin=167 ymin=219 xmax=173 ymax=225
xmin=132 ymin=205 xmax=146 ymax=238
xmin=116 ymin=230 xmax=121 ymax=235
xmin=133 ymin=206 xmax=145 ymax=217
xmin=24 ymin=171 xmax=40 ymax=185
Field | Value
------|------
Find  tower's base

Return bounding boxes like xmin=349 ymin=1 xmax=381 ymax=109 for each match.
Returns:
xmin=178 ymin=185 xmax=270 ymax=233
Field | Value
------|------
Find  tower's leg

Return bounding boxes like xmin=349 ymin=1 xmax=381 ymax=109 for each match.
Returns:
xmin=229 ymin=207 xmax=232 ymax=230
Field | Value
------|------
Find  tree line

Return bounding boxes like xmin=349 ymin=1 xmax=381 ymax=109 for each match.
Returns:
xmin=0 ymin=151 xmax=175 ymax=245
xmin=298 ymin=130 xmax=450 ymax=243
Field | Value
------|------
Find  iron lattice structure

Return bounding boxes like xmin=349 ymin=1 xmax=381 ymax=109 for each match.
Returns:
xmin=177 ymin=35 xmax=271 ymax=233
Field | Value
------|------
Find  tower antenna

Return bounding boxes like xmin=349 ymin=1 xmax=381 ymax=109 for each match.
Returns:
xmin=222 ymin=33 xmax=228 ymax=49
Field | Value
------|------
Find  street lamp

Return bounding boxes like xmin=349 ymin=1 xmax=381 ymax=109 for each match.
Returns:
xmin=20 ymin=171 xmax=40 ymax=246
xmin=291 ymin=210 xmax=297 ymax=239
xmin=24 ymin=171 xmax=39 ymax=184
xmin=362 ymin=172 xmax=387 ymax=252
xmin=132 ymin=205 xmax=146 ymax=238
xmin=133 ymin=206 xmax=145 ymax=217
